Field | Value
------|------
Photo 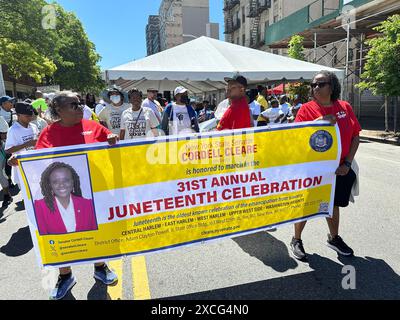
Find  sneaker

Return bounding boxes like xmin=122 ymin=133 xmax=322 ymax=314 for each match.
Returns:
xmin=94 ymin=264 xmax=118 ymax=285
xmin=50 ymin=274 xmax=76 ymax=300
xmin=2 ymin=194 xmax=12 ymax=207
xmin=290 ymin=237 xmax=307 ymax=260
xmin=327 ymin=234 xmax=354 ymax=256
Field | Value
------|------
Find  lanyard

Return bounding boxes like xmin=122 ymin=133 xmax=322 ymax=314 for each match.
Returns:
xmin=133 ymin=108 xmax=143 ymax=128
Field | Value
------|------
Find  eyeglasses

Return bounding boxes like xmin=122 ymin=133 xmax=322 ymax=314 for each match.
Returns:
xmin=68 ymin=101 xmax=84 ymax=111
xmin=311 ymin=82 xmax=330 ymax=89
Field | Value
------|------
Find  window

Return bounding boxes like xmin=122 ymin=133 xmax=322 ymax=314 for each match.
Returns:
xmin=242 ymin=6 xmax=245 ymax=24
xmin=237 ymin=37 xmax=240 ymax=44
xmin=242 ymin=34 xmax=245 ymax=46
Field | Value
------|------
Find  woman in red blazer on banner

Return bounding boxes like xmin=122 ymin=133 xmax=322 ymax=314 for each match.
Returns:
xmin=34 ymin=162 xmax=97 ymax=236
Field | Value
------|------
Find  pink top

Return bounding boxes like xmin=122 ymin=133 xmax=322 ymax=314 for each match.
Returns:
xmin=34 ymin=194 xmax=97 ymax=235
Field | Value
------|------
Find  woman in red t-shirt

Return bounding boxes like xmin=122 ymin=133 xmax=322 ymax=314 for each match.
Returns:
xmin=12 ymin=91 xmax=120 ymax=300
xmin=290 ymin=71 xmax=361 ymax=261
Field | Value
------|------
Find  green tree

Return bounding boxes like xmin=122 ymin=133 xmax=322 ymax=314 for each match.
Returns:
xmin=0 ymin=0 xmax=57 ymax=83
xmin=288 ymin=35 xmax=306 ymax=61
xmin=358 ymin=14 xmax=400 ymax=132
xmin=0 ymin=0 xmax=105 ymax=94
xmin=287 ymin=35 xmax=309 ymax=102
xmin=50 ymin=4 xmax=105 ymax=94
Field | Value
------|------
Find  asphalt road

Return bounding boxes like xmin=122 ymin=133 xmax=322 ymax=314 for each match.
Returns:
xmin=1 ymin=140 xmax=399 ymax=300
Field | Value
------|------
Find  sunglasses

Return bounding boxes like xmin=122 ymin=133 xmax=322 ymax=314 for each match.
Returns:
xmin=67 ymin=101 xmax=85 ymax=110
xmin=311 ymin=82 xmax=330 ymax=89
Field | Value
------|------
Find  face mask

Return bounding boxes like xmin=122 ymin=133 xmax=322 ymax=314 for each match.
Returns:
xmin=110 ymin=95 xmax=121 ymax=105
xmin=181 ymin=95 xmax=189 ymax=105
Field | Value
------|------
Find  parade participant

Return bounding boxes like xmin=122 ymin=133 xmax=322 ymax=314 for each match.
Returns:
xmin=288 ymin=95 xmax=303 ymax=123
xmin=32 ymin=91 xmax=49 ymax=118
xmin=248 ymin=92 xmax=261 ymax=127
xmin=95 ymin=99 xmax=107 ymax=115
xmin=120 ymin=88 xmax=159 ymax=140
xmin=77 ymin=95 xmax=99 ymax=121
xmin=85 ymin=93 xmax=97 ymax=109
xmin=30 ymin=109 xmax=48 ymax=133
xmin=279 ymin=94 xmax=292 ymax=123
xmin=217 ymin=75 xmax=252 ymax=130
xmin=19 ymin=91 xmax=119 ymax=300
xmin=256 ymin=85 xmax=269 ymax=111
xmin=0 ymin=116 xmax=11 ymax=207
xmin=0 ymin=95 xmax=16 ymax=125
xmin=98 ymin=87 xmax=130 ymax=135
xmin=258 ymin=99 xmax=284 ymax=127
xmin=5 ymin=102 xmax=39 ymax=186
xmin=290 ymin=71 xmax=361 ymax=260
xmin=142 ymin=88 xmax=162 ymax=123
xmin=161 ymin=86 xmax=199 ymax=136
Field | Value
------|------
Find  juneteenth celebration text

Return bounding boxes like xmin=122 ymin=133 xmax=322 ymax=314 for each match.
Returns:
xmin=107 ymin=172 xmax=323 ymax=221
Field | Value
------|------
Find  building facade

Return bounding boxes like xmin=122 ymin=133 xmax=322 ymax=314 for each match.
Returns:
xmin=146 ymin=15 xmax=161 ymax=56
xmin=157 ymin=0 xmax=217 ymax=52
xmin=223 ymin=0 xmax=400 ymax=128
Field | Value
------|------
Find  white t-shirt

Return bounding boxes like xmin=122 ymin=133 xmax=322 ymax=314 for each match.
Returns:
xmin=95 ymin=103 xmax=107 ymax=115
xmin=56 ymin=196 xmax=76 ymax=233
xmin=31 ymin=117 xmax=48 ymax=133
xmin=279 ymin=103 xmax=292 ymax=123
xmin=170 ymin=103 xmax=192 ymax=136
xmin=5 ymin=122 xmax=39 ymax=184
xmin=261 ymin=108 xmax=284 ymax=126
xmin=0 ymin=107 xmax=15 ymax=125
xmin=83 ymin=105 xmax=93 ymax=120
xmin=142 ymin=98 xmax=162 ymax=122
xmin=214 ymin=99 xmax=230 ymax=120
xmin=0 ymin=116 xmax=9 ymax=133
xmin=121 ymin=107 xmax=160 ymax=140
xmin=98 ymin=103 xmax=130 ymax=135
xmin=249 ymin=100 xmax=261 ymax=117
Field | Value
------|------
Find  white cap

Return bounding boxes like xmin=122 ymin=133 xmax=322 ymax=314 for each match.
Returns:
xmin=174 ymin=86 xmax=188 ymax=96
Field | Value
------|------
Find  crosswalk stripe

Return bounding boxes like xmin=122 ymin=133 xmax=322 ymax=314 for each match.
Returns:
xmin=107 ymin=259 xmax=123 ymax=300
xmin=132 ymin=256 xmax=151 ymax=300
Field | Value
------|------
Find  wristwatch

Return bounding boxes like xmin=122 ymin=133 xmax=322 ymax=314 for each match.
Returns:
xmin=344 ymin=160 xmax=352 ymax=168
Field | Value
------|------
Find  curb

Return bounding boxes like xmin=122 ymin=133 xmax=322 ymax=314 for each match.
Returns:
xmin=360 ymin=135 xmax=400 ymax=146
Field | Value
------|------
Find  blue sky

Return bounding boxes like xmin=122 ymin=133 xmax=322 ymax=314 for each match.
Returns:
xmin=51 ymin=0 xmax=224 ymax=70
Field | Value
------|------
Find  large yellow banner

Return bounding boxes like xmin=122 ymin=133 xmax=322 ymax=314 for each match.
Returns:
xmin=17 ymin=122 xmax=340 ymax=267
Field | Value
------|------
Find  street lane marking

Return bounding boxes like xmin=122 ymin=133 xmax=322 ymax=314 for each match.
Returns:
xmin=107 ymin=259 xmax=123 ymax=300
xmin=132 ymin=256 xmax=151 ymax=300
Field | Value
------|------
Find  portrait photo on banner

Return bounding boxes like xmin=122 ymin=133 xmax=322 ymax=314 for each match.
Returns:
xmin=21 ymin=154 xmax=98 ymax=236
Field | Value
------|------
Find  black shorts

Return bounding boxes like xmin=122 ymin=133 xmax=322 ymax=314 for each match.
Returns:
xmin=334 ymin=168 xmax=356 ymax=207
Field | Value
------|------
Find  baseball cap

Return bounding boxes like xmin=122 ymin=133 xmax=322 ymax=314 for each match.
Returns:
xmin=15 ymin=102 xmax=36 ymax=116
xmin=147 ymin=88 xmax=158 ymax=93
xmin=224 ymin=74 xmax=248 ymax=88
xmin=0 ymin=96 xmax=16 ymax=104
xmin=174 ymin=86 xmax=188 ymax=96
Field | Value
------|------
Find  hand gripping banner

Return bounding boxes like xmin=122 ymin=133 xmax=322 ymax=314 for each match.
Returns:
xmin=17 ymin=122 xmax=341 ymax=267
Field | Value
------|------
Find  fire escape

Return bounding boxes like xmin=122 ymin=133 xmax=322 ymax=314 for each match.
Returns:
xmin=223 ymin=0 xmax=241 ymax=43
xmin=247 ymin=0 xmax=271 ymax=48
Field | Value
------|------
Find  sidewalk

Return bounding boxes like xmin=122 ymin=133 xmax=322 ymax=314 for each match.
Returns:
xmin=360 ymin=129 xmax=400 ymax=145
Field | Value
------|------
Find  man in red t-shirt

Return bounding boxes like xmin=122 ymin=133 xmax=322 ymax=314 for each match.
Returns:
xmin=217 ymin=75 xmax=252 ymax=130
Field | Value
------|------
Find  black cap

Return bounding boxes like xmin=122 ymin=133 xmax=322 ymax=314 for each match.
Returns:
xmin=15 ymin=102 xmax=35 ymax=116
xmin=224 ymin=74 xmax=248 ymax=88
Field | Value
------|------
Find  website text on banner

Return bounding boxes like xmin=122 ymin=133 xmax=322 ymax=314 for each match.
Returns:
xmin=17 ymin=122 xmax=341 ymax=268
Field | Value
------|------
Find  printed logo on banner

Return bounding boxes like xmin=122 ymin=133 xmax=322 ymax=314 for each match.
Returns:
xmin=310 ymin=130 xmax=333 ymax=152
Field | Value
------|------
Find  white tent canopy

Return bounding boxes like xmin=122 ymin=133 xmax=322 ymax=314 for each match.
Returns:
xmin=106 ymin=36 xmax=344 ymax=94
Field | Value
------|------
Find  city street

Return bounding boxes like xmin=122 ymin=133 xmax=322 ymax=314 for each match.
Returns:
xmin=0 ymin=140 xmax=399 ymax=300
